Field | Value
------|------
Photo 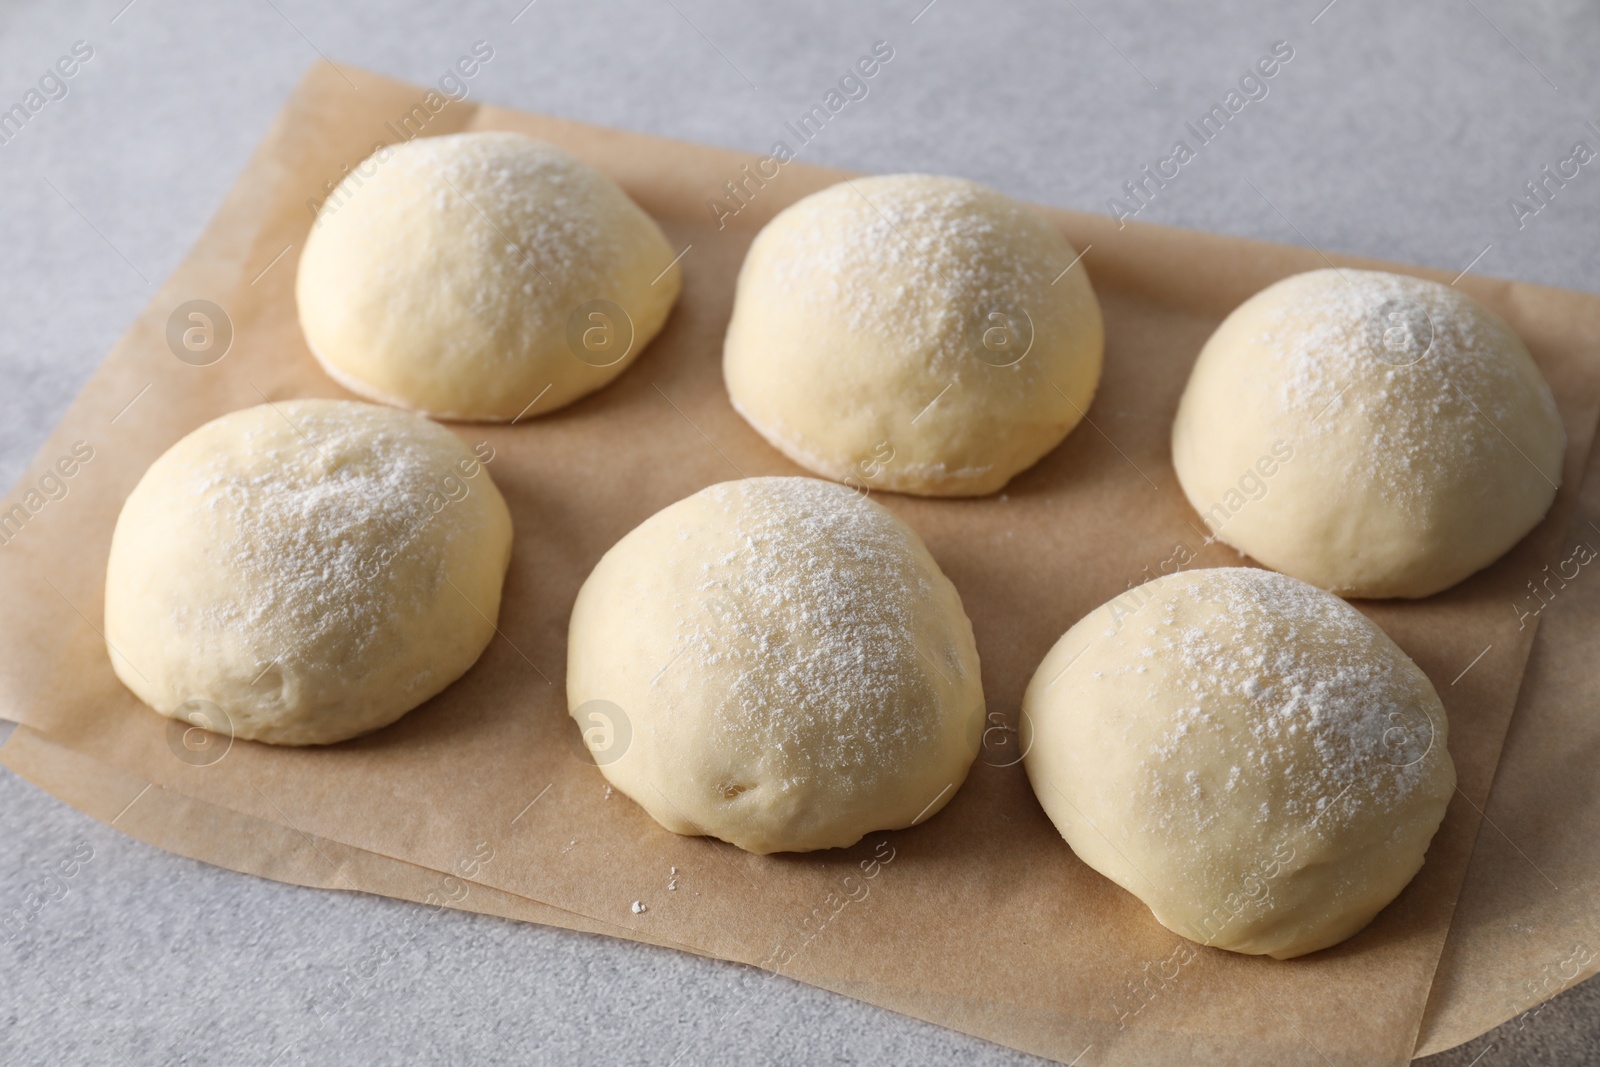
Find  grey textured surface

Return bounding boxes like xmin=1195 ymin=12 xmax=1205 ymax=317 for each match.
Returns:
xmin=1 ymin=1 xmax=1597 ymax=1063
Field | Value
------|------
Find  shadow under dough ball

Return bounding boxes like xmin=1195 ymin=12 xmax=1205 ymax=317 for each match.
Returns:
xmin=1172 ymin=268 xmax=1565 ymax=598
xmin=723 ymin=174 xmax=1104 ymax=497
xmin=104 ymin=399 xmax=513 ymax=745
xmin=296 ymin=131 xmax=682 ymax=421
xmin=1023 ymin=567 xmax=1456 ymax=959
xmin=567 ymin=476 xmax=984 ymax=853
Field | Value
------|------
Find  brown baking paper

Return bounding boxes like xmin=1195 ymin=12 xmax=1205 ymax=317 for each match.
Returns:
xmin=0 ymin=722 xmax=665 ymax=947
xmin=4 ymin=64 xmax=1600 ymax=1065
xmin=1412 ymin=425 xmax=1600 ymax=1056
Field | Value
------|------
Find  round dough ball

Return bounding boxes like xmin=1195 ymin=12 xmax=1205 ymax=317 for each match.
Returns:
xmin=1173 ymin=268 xmax=1564 ymax=598
xmin=1022 ymin=567 xmax=1455 ymax=959
xmin=567 ymin=476 xmax=984 ymax=853
xmin=297 ymin=131 xmax=681 ymax=421
xmin=723 ymin=174 xmax=1104 ymax=497
xmin=104 ymin=399 xmax=513 ymax=745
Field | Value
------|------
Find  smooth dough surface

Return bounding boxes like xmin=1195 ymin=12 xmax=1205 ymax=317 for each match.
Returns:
xmin=104 ymin=399 xmax=513 ymax=745
xmin=1173 ymin=268 xmax=1564 ymax=598
xmin=567 ymin=476 xmax=984 ymax=853
xmin=723 ymin=174 xmax=1104 ymax=497
xmin=1023 ymin=567 xmax=1455 ymax=958
xmin=297 ymin=131 xmax=681 ymax=421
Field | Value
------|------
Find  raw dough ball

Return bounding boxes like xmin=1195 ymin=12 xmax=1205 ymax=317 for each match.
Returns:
xmin=567 ymin=476 xmax=984 ymax=853
xmin=723 ymin=174 xmax=1104 ymax=497
xmin=297 ymin=131 xmax=681 ymax=421
xmin=1022 ymin=567 xmax=1455 ymax=959
xmin=104 ymin=399 xmax=513 ymax=745
xmin=1173 ymin=268 xmax=1564 ymax=598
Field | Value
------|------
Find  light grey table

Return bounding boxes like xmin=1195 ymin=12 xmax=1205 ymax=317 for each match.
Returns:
xmin=2 ymin=1 xmax=1596 ymax=1063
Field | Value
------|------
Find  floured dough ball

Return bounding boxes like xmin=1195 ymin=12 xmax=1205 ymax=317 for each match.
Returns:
xmin=723 ymin=175 xmax=1104 ymax=497
xmin=297 ymin=131 xmax=681 ymax=421
xmin=1173 ymin=268 xmax=1564 ymax=598
xmin=104 ymin=399 xmax=513 ymax=745
xmin=567 ymin=476 xmax=984 ymax=853
xmin=1023 ymin=567 xmax=1455 ymax=959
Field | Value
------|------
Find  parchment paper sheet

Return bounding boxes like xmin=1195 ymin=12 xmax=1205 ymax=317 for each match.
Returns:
xmin=1412 ymin=427 xmax=1600 ymax=1056
xmin=0 ymin=723 xmax=660 ymax=948
xmin=3 ymin=65 xmax=1600 ymax=1065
